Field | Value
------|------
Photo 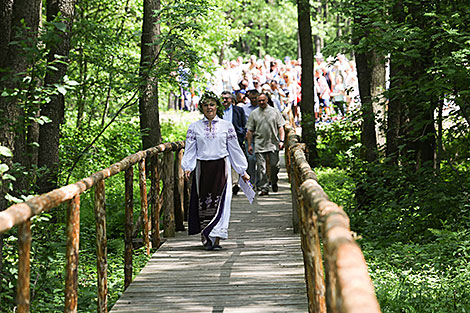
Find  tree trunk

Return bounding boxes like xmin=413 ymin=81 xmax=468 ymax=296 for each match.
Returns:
xmin=417 ymin=100 xmax=436 ymax=168
xmin=353 ymin=19 xmax=377 ymax=162
xmin=435 ymin=98 xmax=443 ymax=174
xmin=400 ymin=3 xmax=436 ymax=171
xmin=314 ymin=1 xmax=322 ymax=53
xmin=0 ymin=0 xmax=13 ymax=287
xmin=0 ymin=0 xmax=13 ymax=67
xmin=357 ymin=55 xmax=377 ymax=162
xmin=385 ymin=57 xmax=402 ymax=165
xmin=37 ymin=0 xmax=76 ymax=194
xmin=385 ymin=0 xmax=405 ymax=166
xmin=265 ymin=23 xmax=269 ymax=51
xmin=218 ymin=45 xmax=225 ymax=65
xmin=0 ymin=0 xmax=14 ymax=179
xmin=75 ymin=43 xmax=87 ymax=128
xmin=297 ymin=0 xmax=318 ymax=166
xmin=0 ymin=0 xmax=42 ymax=185
xmin=371 ymin=51 xmax=386 ymax=147
xmin=139 ymin=0 xmax=162 ymax=150
xmin=0 ymin=0 xmax=41 ymax=289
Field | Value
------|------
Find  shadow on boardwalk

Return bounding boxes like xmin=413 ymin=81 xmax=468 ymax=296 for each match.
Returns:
xmin=111 ymin=152 xmax=308 ymax=313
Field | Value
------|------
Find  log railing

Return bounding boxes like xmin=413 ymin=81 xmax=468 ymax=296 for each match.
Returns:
xmin=0 ymin=141 xmax=186 ymax=313
xmin=284 ymin=124 xmax=381 ymax=313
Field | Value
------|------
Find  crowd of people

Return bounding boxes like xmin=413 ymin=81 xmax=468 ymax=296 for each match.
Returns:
xmin=179 ymin=53 xmax=360 ymax=250
xmin=181 ymin=89 xmax=285 ymax=251
xmin=180 ymin=53 xmax=360 ymax=123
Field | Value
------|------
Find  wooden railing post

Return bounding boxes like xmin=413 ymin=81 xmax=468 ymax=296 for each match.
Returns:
xmin=150 ymin=155 xmax=161 ymax=248
xmin=174 ymin=148 xmax=185 ymax=231
xmin=299 ymin=190 xmax=315 ymax=313
xmin=17 ymin=220 xmax=31 ymax=313
xmin=311 ymin=211 xmax=326 ymax=313
xmin=300 ymin=193 xmax=326 ymax=313
xmin=162 ymin=150 xmax=175 ymax=237
xmin=65 ymin=195 xmax=80 ymax=313
xmin=94 ymin=179 xmax=107 ymax=313
xmin=124 ymin=166 xmax=133 ymax=289
xmin=138 ymin=159 xmax=150 ymax=255
xmin=289 ymin=144 xmax=301 ymax=234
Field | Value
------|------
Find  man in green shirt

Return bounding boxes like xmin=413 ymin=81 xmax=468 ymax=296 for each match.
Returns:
xmin=246 ymin=92 xmax=286 ymax=196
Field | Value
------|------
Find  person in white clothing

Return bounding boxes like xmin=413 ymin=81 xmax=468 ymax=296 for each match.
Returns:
xmin=181 ymin=91 xmax=250 ymax=251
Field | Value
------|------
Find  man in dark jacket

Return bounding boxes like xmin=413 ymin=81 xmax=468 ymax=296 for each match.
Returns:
xmin=222 ymin=91 xmax=247 ymax=195
xmin=222 ymin=91 xmax=246 ymax=149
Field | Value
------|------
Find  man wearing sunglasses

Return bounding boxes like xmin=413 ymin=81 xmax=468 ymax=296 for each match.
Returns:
xmin=221 ymin=91 xmax=247 ymax=195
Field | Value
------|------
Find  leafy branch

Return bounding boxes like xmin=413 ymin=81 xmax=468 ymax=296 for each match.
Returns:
xmin=65 ymin=32 xmax=173 ymax=185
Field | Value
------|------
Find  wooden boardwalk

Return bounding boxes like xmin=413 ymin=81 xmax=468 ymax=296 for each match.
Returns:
xmin=110 ymin=155 xmax=308 ymax=313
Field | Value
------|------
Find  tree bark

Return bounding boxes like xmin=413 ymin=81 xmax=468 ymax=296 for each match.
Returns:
xmin=0 ymin=0 xmax=13 ymax=288
xmin=386 ymin=0 xmax=404 ymax=168
xmin=139 ymin=0 xmax=162 ymax=149
xmin=0 ymin=0 xmax=13 ymax=67
xmin=297 ymin=0 xmax=318 ymax=166
xmin=435 ymin=98 xmax=443 ymax=174
xmin=314 ymin=1 xmax=322 ymax=54
xmin=37 ymin=0 xmax=76 ymax=194
xmin=399 ymin=2 xmax=436 ymax=171
xmin=353 ymin=19 xmax=377 ymax=162
xmin=385 ymin=58 xmax=402 ymax=165
xmin=371 ymin=51 xmax=386 ymax=147
xmin=0 ymin=0 xmax=41 ymax=185
xmin=0 ymin=0 xmax=41 ymax=292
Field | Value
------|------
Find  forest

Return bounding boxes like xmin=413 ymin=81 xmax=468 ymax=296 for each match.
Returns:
xmin=1 ymin=0 xmax=469 ymax=312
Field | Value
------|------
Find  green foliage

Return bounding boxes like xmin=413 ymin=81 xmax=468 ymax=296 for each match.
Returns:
xmin=364 ymin=231 xmax=470 ymax=313
xmin=60 ymin=112 xmax=142 ymax=185
xmin=317 ymin=164 xmax=470 ymax=312
xmin=0 ymin=146 xmax=15 ymax=201
xmin=315 ymin=167 xmax=355 ymax=210
xmin=222 ymin=0 xmax=298 ymax=60
xmin=441 ymin=113 xmax=470 ymax=174
xmin=316 ymin=108 xmax=470 ymax=312
xmin=160 ymin=119 xmax=192 ymax=143
xmin=349 ymin=161 xmax=470 ymax=241
xmin=316 ymin=117 xmax=361 ymax=168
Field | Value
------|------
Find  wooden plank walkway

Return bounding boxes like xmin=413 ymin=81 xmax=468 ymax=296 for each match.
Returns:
xmin=110 ymin=154 xmax=308 ymax=312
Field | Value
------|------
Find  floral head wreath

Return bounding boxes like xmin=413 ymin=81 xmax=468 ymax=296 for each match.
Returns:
xmin=198 ymin=91 xmax=224 ymax=118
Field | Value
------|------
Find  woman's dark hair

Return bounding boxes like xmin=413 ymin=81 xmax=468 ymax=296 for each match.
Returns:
xmin=198 ymin=91 xmax=224 ymax=118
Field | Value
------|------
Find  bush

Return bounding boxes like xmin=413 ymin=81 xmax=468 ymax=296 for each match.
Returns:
xmin=316 ymin=117 xmax=361 ymax=168
xmin=314 ymin=115 xmax=470 ymax=312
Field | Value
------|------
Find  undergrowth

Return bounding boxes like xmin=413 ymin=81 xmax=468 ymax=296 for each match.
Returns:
xmin=0 ymin=111 xmax=190 ymax=312
xmin=315 ymin=116 xmax=470 ymax=313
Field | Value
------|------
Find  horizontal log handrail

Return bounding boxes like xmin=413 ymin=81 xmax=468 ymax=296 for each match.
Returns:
xmin=0 ymin=142 xmax=183 ymax=233
xmin=284 ymin=124 xmax=381 ymax=313
xmin=0 ymin=141 xmax=186 ymax=313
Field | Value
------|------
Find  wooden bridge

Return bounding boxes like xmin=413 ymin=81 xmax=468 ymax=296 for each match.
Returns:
xmin=0 ymin=124 xmax=381 ymax=313
xmin=111 ymin=156 xmax=307 ymax=312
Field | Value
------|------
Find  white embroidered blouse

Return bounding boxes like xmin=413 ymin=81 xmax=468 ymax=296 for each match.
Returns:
xmin=181 ymin=116 xmax=248 ymax=175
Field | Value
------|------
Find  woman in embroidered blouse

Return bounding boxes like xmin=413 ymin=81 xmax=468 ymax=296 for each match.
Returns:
xmin=181 ymin=91 xmax=250 ymax=251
